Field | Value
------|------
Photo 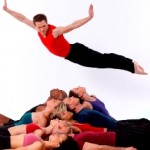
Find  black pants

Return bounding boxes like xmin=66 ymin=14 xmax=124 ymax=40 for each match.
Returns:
xmin=0 ymin=135 xmax=11 ymax=149
xmin=65 ymin=43 xmax=134 ymax=73
xmin=0 ymin=126 xmax=11 ymax=136
xmin=115 ymin=118 xmax=150 ymax=150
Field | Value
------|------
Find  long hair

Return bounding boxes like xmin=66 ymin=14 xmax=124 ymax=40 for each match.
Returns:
xmin=69 ymin=90 xmax=84 ymax=104
xmin=53 ymin=136 xmax=79 ymax=150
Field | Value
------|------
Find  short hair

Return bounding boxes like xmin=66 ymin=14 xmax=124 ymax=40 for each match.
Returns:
xmin=53 ymin=136 xmax=79 ymax=150
xmin=33 ymin=14 xmax=47 ymax=25
xmin=50 ymin=89 xmax=67 ymax=101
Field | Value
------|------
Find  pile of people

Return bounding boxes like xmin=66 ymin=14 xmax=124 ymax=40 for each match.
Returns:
xmin=0 ymin=87 xmax=150 ymax=150
xmin=1 ymin=0 xmax=149 ymax=149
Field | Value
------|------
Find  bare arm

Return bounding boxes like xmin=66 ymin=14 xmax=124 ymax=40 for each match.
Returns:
xmin=3 ymin=0 xmax=35 ymax=29
xmin=33 ymin=129 xmax=44 ymax=137
xmin=11 ymin=141 xmax=45 ymax=150
xmin=82 ymin=142 xmax=137 ymax=150
xmin=52 ymin=4 xmax=94 ymax=38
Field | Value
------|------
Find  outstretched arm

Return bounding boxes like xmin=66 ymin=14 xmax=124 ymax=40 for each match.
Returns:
xmin=3 ymin=0 xmax=35 ymax=29
xmin=52 ymin=4 xmax=94 ymax=38
xmin=83 ymin=142 xmax=137 ymax=150
xmin=12 ymin=141 xmax=45 ymax=150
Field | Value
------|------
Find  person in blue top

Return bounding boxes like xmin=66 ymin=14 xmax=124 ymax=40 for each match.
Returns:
xmin=52 ymin=97 xmax=117 ymax=129
xmin=69 ymin=86 xmax=111 ymax=117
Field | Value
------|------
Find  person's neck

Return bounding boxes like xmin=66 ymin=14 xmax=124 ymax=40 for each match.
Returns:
xmin=42 ymin=108 xmax=52 ymax=118
xmin=83 ymin=93 xmax=96 ymax=101
xmin=44 ymin=125 xmax=53 ymax=134
xmin=74 ymin=104 xmax=83 ymax=113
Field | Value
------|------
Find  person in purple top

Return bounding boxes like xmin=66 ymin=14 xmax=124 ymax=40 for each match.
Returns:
xmin=69 ymin=86 xmax=112 ymax=117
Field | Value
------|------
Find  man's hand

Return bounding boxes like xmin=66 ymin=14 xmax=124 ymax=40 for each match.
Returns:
xmin=133 ymin=61 xmax=148 ymax=75
xmin=3 ymin=0 xmax=7 ymax=11
xmin=89 ymin=4 xmax=94 ymax=19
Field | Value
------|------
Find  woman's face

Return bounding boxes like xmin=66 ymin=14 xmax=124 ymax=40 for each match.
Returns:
xmin=56 ymin=110 xmax=73 ymax=121
xmin=49 ymin=133 xmax=67 ymax=144
xmin=72 ymin=86 xmax=86 ymax=97
xmin=63 ymin=97 xmax=80 ymax=110
xmin=51 ymin=120 xmax=71 ymax=134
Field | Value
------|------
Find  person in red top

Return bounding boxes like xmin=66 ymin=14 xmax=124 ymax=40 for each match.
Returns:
xmin=73 ymin=122 xmax=106 ymax=132
xmin=3 ymin=0 xmax=147 ymax=75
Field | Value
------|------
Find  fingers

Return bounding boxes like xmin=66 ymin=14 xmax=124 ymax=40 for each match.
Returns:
xmin=4 ymin=0 xmax=7 ymax=6
xmin=90 ymin=4 xmax=93 ymax=9
xmin=3 ymin=0 xmax=7 ymax=10
xmin=89 ymin=4 xmax=94 ymax=19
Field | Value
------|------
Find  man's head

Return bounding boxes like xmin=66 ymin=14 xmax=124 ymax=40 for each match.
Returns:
xmin=50 ymin=88 xmax=68 ymax=101
xmin=33 ymin=14 xmax=49 ymax=36
xmin=63 ymin=97 xmax=80 ymax=111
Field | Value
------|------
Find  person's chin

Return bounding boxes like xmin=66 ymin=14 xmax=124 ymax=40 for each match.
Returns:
xmin=66 ymin=113 xmax=73 ymax=120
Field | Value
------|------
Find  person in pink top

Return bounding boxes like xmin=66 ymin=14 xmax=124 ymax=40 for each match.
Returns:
xmin=0 ymin=133 xmax=67 ymax=150
xmin=3 ymin=0 xmax=147 ymax=75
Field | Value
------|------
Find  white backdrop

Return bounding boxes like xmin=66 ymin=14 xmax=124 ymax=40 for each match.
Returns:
xmin=0 ymin=0 xmax=149 ymax=120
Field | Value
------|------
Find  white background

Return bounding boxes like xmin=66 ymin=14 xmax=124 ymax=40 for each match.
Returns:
xmin=0 ymin=0 xmax=149 ymax=120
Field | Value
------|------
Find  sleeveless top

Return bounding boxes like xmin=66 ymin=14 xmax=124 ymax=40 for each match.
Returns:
xmin=74 ymin=131 xmax=116 ymax=150
xmin=38 ymin=24 xmax=71 ymax=57
xmin=23 ymin=133 xmax=43 ymax=146
xmin=14 ymin=112 xmax=32 ymax=126
xmin=26 ymin=123 xmax=41 ymax=134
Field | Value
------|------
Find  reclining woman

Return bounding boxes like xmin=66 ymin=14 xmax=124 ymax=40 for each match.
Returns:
xmin=51 ymin=117 xmax=150 ymax=150
xmin=0 ymin=119 xmax=137 ymax=150
xmin=0 ymin=118 xmax=78 ymax=150
xmin=69 ymin=86 xmax=112 ymax=117
xmin=0 ymin=118 xmax=69 ymax=136
xmin=0 ymin=132 xmax=68 ymax=150
xmin=53 ymin=97 xmax=117 ymax=129
xmin=52 ymin=101 xmax=150 ymax=150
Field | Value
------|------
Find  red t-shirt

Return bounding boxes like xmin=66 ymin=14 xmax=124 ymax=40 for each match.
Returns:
xmin=73 ymin=123 xmax=105 ymax=132
xmin=38 ymin=24 xmax=71 ymax=57
xmin=74 ymin=131 xmax=116 ymax=150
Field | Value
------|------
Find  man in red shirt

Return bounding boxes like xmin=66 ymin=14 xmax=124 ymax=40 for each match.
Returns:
xmin=3 ymin=0 xmax=147 ymax=75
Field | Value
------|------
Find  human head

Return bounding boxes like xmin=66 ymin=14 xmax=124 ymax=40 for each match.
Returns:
xmin=53 ymin=136 xmax=79 ymax=150
xmin=52 ymin=102 xmax=73 ymax=120
xmin=46 ymin=98 xmax=61 ymax=110
xmin=63 ymin=97 xmax=80 ymax=111
xmin=50 ymin=88 xmax=67 ymax=101
xmin=49 ymin=134 xmax=67 ymax=147
xmin=33 ymin=14 xmax=47 ymax=25
xmin=51 ymin=120 xmax=72 ymax=134
xmin=69 ymin=86 xmax=86 ymax=98
xmin=33 ymin=14 xmax=49 ymax=36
